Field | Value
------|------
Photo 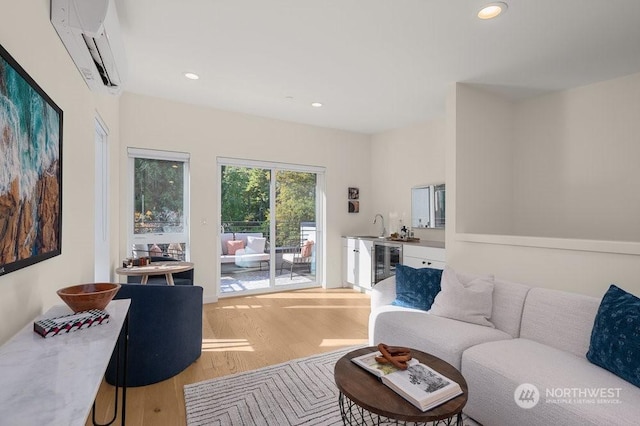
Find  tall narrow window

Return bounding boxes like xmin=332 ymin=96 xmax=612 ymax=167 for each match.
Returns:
xmin=128 ymin=148 xmax=190 ymax=260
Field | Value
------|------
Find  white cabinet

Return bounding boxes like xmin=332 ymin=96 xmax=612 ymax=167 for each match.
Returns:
xmin=402 ymin=244 xmax=446 ymax=270
xmin=342 ymin=237 xmax=373 ymax=289
xmin=342 ymin=238 xmax=445 ymax=289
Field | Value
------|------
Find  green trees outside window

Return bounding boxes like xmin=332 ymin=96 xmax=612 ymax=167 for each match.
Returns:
xmin=134 ymin=158 xmax=184 ymax=234
xmin=221 ymin=165 xmax=316 ymax=247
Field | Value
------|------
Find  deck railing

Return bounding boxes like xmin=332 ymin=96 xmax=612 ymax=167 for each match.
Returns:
xmin=131 ymin=221 xmax=316 ymax=261
xmin=222 ymin=220 xmax=316 ymax=249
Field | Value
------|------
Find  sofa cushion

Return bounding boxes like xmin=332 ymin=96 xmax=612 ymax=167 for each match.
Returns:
xmin=429 ymin=266 xmax=495 ymax=328
xmin=220 ymin=254 xmax=237 ymax=263
xmin=392 ymin=264 xmax=442 ymax=311
xmin=301 ymin=240 xmax=314 ymax=257
xmin=226 ymin=240 xmax=245 ymax=255
xmin=462 ymin=338 xmax=640 ymax=426
xmin=220 ymin=233 xmax=233 ymax=255
xmin=489 ymin=279 xmax=531 ymax=338
xmin=520 ymin=287 xmax=600 ymax=358
xmin=235 ymin=232 xmax=264 ymax=246
xmin=587 ymin=284 xmax=640 ymax=388
xmin=246 ymin=236 xmax=266 ymax=253
xmin=234 ymin=248 xmax=270 ymax=268
xmin=369 ymin=306 xmax=512 ymax=369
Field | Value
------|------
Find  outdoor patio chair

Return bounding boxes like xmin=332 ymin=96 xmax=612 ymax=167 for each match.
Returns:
xmin=280 ymin=240 xmax=314 ymax=278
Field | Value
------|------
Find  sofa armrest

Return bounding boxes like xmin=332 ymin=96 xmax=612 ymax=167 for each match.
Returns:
xmin=371 ymin=276 xmax=397 ymax=310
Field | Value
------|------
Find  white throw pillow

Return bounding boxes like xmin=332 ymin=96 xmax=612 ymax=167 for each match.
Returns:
xmin=246 ymin=236 xmax=266 ymax=253
xmin=429 ymin=266 xmax=495 ymax=328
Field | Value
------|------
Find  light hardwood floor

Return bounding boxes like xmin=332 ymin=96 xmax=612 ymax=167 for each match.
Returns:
xmin=89 ymin=288 xmax=371 ymax=425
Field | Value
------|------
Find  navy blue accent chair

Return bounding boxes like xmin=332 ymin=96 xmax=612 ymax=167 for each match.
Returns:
xmin=106 ymin=283 xmax=203 ymax=387
xmin=126 ymin=256 xmax=194 ymax=286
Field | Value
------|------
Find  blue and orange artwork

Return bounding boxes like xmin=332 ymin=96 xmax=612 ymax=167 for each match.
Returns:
xmin=0 ymin=44 xmax=62 ymax=275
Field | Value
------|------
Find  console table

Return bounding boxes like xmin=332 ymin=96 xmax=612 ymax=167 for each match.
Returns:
xmin=0 ymin=299 xmax=130 ymax=426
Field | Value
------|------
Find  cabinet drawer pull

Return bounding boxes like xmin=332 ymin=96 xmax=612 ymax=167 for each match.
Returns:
xmin=422 ymin=261 xmax=432 ymax=265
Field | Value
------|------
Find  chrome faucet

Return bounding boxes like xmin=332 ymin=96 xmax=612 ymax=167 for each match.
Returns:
xmin=373 ymin=213 xmax=386 ymax=237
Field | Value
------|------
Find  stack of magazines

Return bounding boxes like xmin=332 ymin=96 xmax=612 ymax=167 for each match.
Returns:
xmin=351 ymin=351 xmax=463 ymax=412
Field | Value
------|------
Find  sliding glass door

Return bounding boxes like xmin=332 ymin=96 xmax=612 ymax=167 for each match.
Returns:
xmin=219 ymin=164 xmax=272 ymax=293
xmin=275 ymin=170 xmax=317 ymax=286
xmin=218 ymin=158 xmax=323 ymax=295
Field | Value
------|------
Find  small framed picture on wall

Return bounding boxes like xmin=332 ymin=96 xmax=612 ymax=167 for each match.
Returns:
xmin=349 ymin=200 xmax=360 ymax=213
xmin=348 ymin=187 xmax=359 ymax=200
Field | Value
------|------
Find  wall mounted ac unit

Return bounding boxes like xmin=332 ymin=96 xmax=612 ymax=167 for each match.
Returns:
xmin=51 ymin=0 xmax=127 ymax=95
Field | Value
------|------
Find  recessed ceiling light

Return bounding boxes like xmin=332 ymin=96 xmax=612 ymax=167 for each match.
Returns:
xmin=478 ymin=2 xmax=508 ymax=20
xmin=311 ymin=102 xmax=323 ymax=108
xmin=184 ymin=72 xmax=200 ymax=80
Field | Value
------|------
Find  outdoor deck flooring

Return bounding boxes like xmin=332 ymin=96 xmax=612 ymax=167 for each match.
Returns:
xmin=220 ymin=266 xmax=315 ymax=293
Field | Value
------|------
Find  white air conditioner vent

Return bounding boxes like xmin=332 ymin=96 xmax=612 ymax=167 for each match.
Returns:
xmin=51 ymin=0 xmax=127 ymax=95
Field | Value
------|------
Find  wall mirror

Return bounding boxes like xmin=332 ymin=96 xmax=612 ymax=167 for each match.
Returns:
xmin=412 ymin=183 xmax=445 ymax=229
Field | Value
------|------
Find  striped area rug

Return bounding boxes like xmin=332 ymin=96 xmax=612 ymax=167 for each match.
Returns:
xmin=184 ymin=346 xmax=356 ymax=425
xmin=184 ymin=346 xmax=478 ymax=426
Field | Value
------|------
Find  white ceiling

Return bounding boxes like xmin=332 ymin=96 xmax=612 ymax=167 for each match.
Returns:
xmin=114 ymin=0 xmax=640 ymax=134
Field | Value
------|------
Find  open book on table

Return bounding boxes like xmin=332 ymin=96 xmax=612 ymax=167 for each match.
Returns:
xmin=351 ymin=351 xmax=463 ymax=412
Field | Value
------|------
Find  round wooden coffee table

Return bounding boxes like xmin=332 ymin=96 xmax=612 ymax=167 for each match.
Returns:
xmin=334 ymin=347 xmax=468 ymax=425
xmin=115 ymin=261 xmax=194 ymax=285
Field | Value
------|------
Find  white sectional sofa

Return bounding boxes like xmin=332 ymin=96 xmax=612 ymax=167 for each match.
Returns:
xmin=369 ymin=274 xmax=640 ymax=425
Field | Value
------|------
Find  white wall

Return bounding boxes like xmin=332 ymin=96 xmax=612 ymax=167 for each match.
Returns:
xmin=455 ymin=84 xmax=514 ymax=235
xmin=0 ymin=0 xmax=120 ymax=344
xmin=454 ymin=74 xmax=640 ymax=242
xmin=118 ymin=93 xmax=371 ymax=301
xmin=447 ymin=82 xmax=640 ymax=298
xmin=370 ymin=119 xmax=446 ymax=242
xmin=512 ymin=72 xmax=640 ymax=241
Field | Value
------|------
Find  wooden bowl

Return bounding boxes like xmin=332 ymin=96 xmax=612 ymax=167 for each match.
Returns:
xmin=56 ymin=283 xmax=121 ymax=313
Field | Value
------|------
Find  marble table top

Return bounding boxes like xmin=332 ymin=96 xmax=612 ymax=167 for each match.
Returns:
xmin=0 ymin=299 xmax=130 ymax=426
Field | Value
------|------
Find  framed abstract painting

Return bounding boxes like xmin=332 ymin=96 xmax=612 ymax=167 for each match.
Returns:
xmin=0 ymin=43 xmax=63 ymax=277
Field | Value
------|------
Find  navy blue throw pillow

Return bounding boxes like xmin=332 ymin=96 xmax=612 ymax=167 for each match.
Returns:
xmin=586 ymin=285 xmax=640 ymax=388
xmin=392 ymin=264 xmax=443 ymax=311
